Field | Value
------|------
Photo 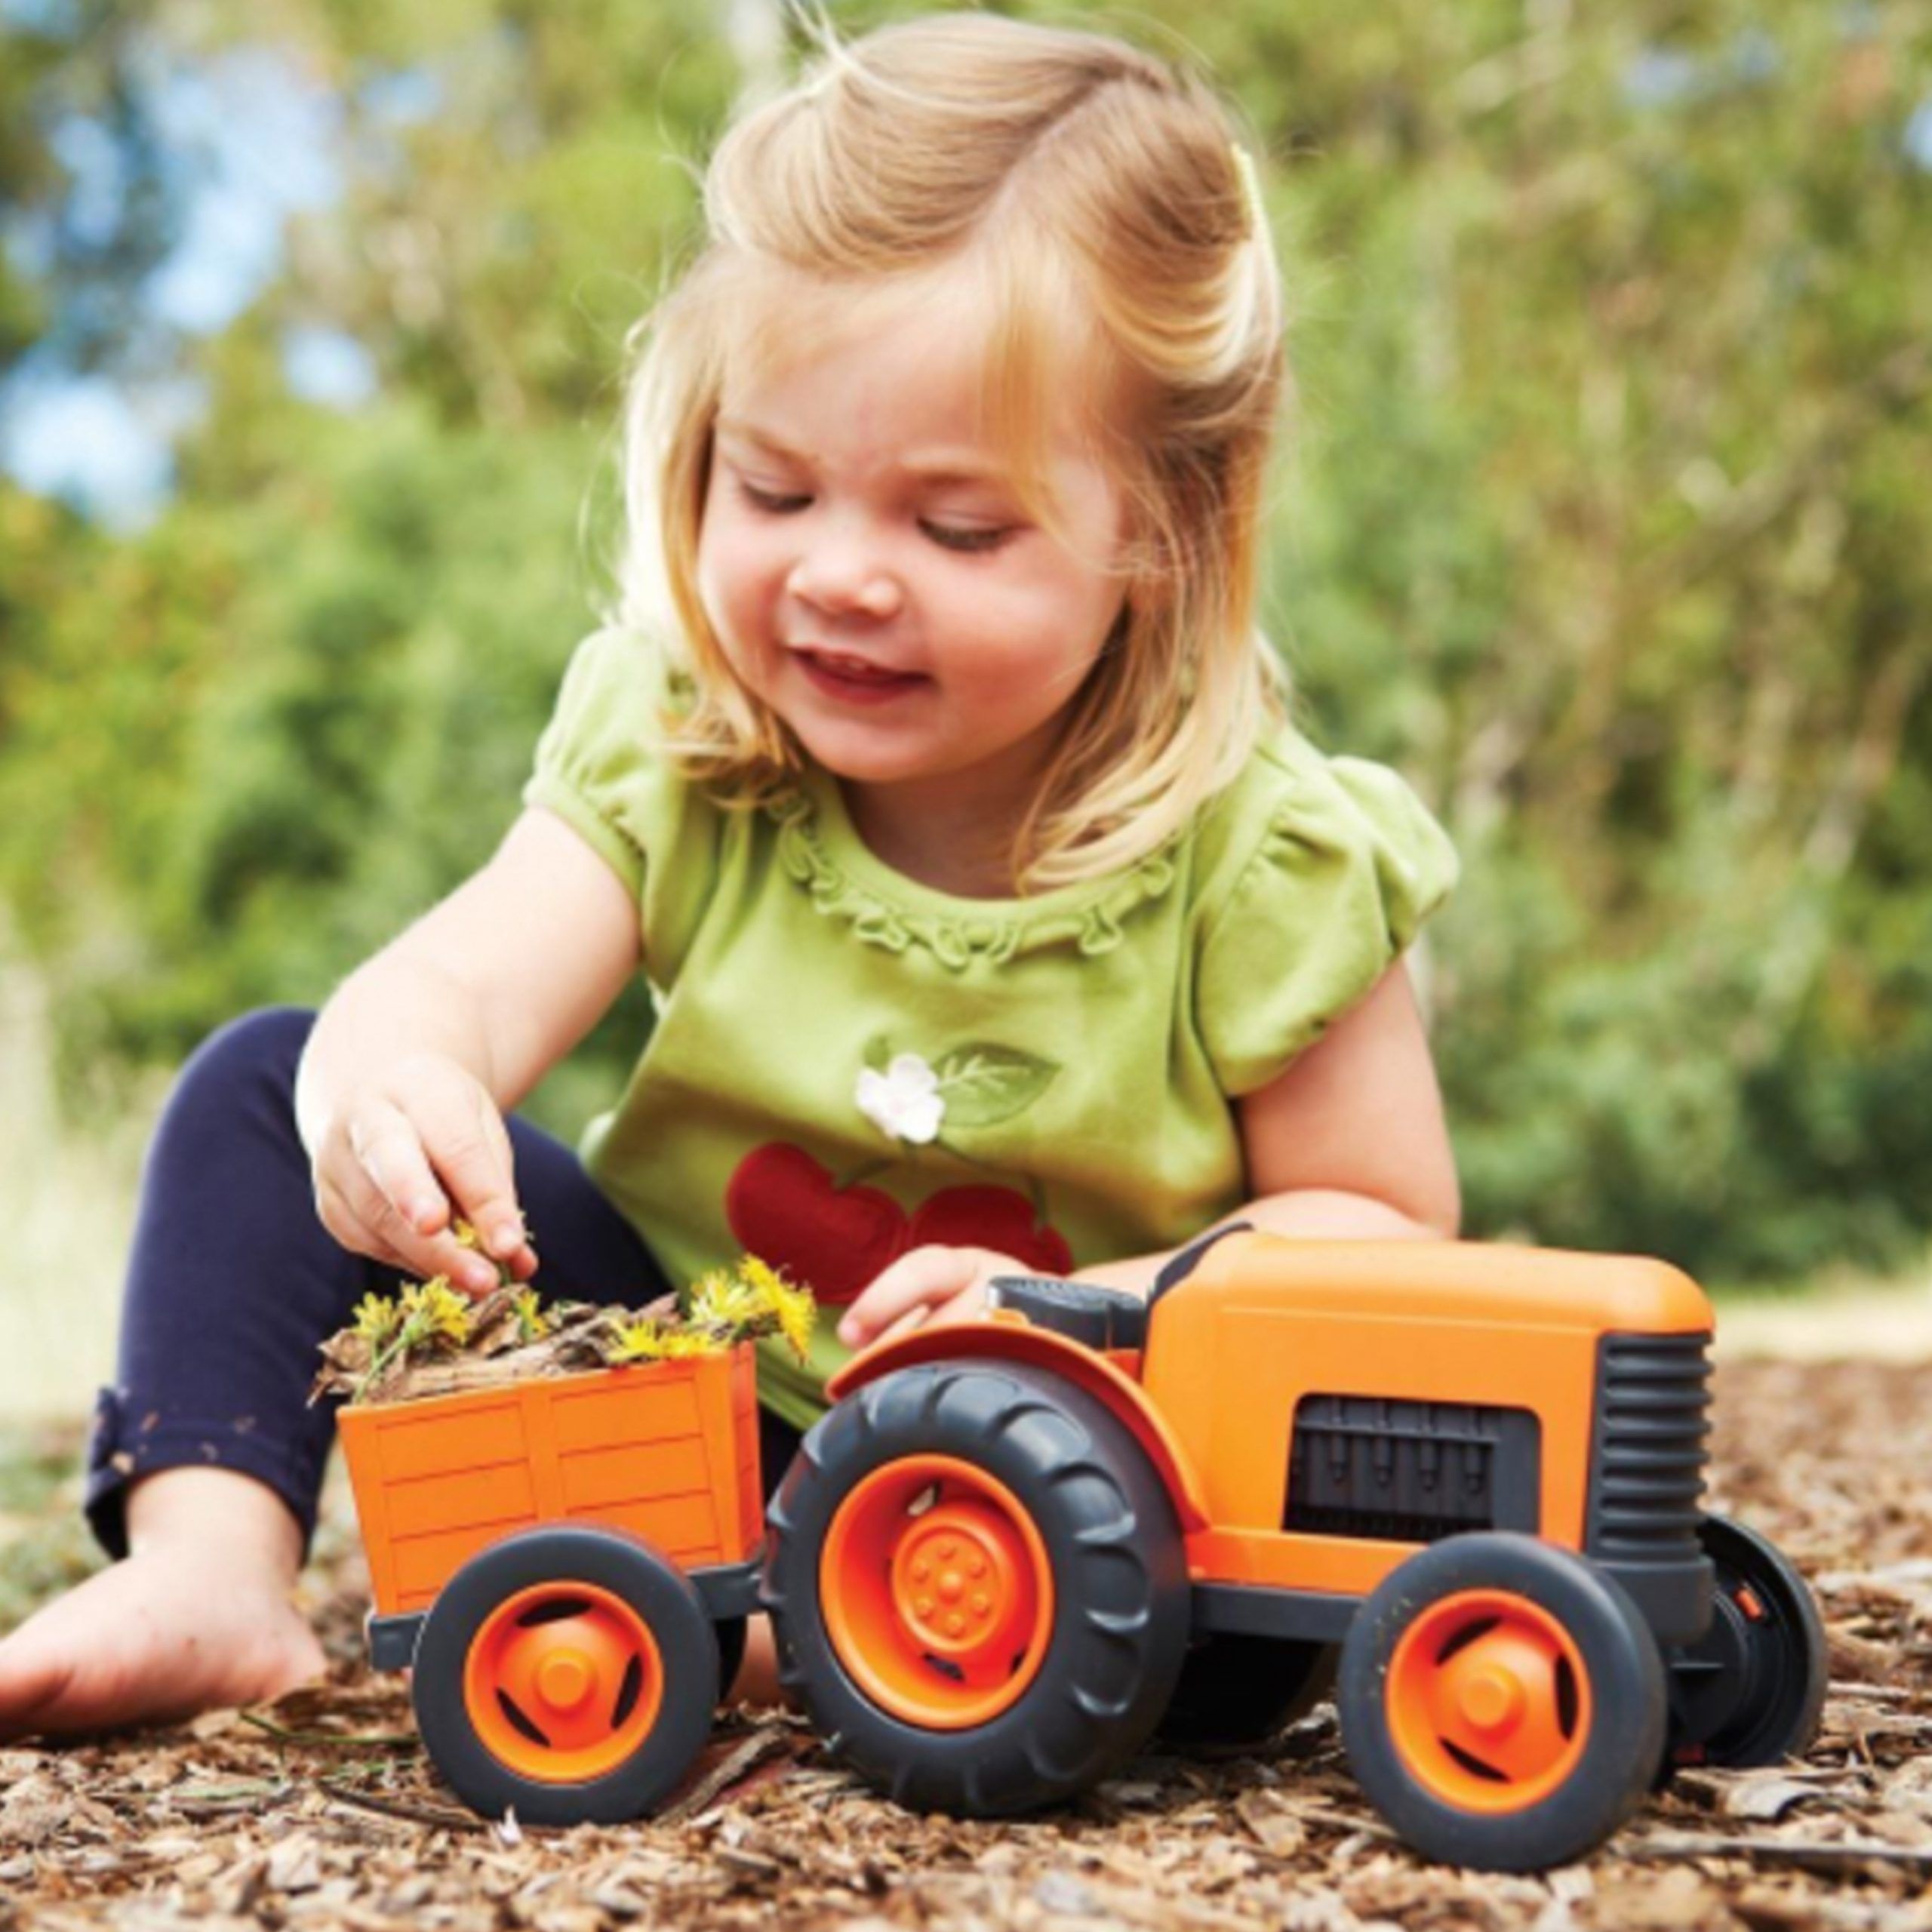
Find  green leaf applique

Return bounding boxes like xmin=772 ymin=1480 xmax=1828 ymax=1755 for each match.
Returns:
xmin=928 ymin=1044 xmax=1060 ymax=1131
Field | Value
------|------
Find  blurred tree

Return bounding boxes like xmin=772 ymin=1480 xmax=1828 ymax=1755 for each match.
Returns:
xmin=0 ymin=0 xmax=1927 ymax=1282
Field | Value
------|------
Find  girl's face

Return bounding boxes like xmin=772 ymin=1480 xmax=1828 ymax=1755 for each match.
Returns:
xmin=694 ymin=276 xmax=1131 ymax=838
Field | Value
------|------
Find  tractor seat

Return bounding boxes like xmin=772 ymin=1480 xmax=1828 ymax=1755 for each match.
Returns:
xmin=983 ymin=1226 xmax=1255 ymax=1354
xmin=986 ymin=1275 xmax=1149 ymax=1352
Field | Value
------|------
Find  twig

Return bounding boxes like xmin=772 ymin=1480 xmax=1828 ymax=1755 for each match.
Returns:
xmin=656 ymin=1727 xmax=796 ymax=1827
xmin=171 ymin=1777 xmax=298 ymax=1800
xmin=242 ymin=1711 xmax=420 ymax=1750
xmin=167 ymin=1780 xmax=300 ymax=1817
xmin=318 ymin=1774 xmax=497 ymax=1835
xmin=1626 ymin=1830 xmax=1932 ymax=1877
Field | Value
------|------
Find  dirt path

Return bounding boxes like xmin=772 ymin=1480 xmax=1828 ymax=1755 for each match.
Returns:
xmin=1716 ymin=1278 xmax=1932 ymax=1364
xmin=4 ymin=1355 xmax=1931 ymax=1931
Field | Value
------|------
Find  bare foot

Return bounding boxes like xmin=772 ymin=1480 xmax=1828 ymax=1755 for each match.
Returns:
xmin=0 ymin=1469 xmax=327 ymax=1743
xmin=0 ymin=1546 xmax=326 ymax=1742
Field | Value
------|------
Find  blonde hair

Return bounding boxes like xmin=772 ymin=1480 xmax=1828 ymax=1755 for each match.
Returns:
xmin=612 ymin=8 xmax=1290 ymax=891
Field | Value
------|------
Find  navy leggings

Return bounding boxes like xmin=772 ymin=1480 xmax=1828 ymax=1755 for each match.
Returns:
xmin=85 ymin=1008 xmax=803 ymax=1560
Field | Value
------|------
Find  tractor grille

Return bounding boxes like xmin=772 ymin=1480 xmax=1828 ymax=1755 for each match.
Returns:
xmin=1584 ymin=1332 xmax=1712 ymax=1571
xmin=1285 ymin=1396 xmax=1541 ymax=1543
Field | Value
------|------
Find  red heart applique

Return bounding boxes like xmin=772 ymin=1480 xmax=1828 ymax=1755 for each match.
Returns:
xmin=724 ymin=1143 xmax=911 ymax=1306
xmin=906 ymin=1185 xmax=1075 ymax=1277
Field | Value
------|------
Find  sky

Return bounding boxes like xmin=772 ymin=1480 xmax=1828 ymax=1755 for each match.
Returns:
xmin=0 ymin=29 xmax=408 ymax=528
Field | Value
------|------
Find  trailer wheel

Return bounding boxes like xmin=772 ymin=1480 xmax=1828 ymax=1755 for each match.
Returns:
xmin=764 ymin=1359 xmax=1189 ymax=1815
xmin=1338 ymin=1534 xmax=1666 ymax=1871
xmin=1662 ymin=1514 xmax=1826 ymax=1776
xmin=1158 ymin=1635 xmax=1337 ymax=1752
xmin=412 ymin=1524 xmax=719 ymax=1826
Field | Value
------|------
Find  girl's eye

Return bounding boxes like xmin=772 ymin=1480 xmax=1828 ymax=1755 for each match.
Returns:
xmin=736 ymin=479 xmax=1013 ymax=555
xmin=923 ymin=522 xmax=1014 ymax=555
xmin=737 ymin=481 xmax=810 ymax=515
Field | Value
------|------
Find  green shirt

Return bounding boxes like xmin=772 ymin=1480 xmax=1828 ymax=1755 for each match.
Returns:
xmin=523 ymin=628 xmax=1458 ymax=1430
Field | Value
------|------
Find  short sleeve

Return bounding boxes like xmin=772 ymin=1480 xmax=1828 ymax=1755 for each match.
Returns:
xmin=521 ymin=627 xmax=723 ymax=988
xmin=1195 ymin=740 xmax=1458 ymax=1097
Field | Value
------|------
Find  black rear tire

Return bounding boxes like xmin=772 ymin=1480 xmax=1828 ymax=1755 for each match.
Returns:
xmin=1662 ymin=1513 xmax=1827 ymax=1774
xmin=763 ymin=1358 xmax=1190 ymax=1816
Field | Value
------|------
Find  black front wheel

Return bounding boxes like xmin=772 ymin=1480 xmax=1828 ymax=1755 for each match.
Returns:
xmin=1663 ymin=1513 xmax=1827 ymax=1774
xmin=1338 ymin=1533 xmax=1667 ymax=1872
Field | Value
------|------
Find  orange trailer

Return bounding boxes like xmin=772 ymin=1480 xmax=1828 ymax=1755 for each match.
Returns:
xmin=339 ymin=1345 xmax=763 ymax=1820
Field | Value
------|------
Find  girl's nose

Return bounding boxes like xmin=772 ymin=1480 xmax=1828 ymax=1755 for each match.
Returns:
xmin=786 ymin=529 xmax=904 ymax=620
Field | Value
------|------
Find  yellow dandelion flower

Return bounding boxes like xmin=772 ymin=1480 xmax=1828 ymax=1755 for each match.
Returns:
xmin=660 ymin=1327 xmax=723 ymax=1358
xmin=741 ymin=1257 xmax=815 ymax=1362
xmin=606 ymin=1318 xmax=722 ymax=1364
xmin=452 ymin=1219 xmax=482 ymax=1251
xmin=352 ymin=1292 xmax=400 ymax=1346
xmin=400 ymin=1277 xmax=472 ymax=1345
xmin=689 ymin=1267 xmax=761 ymax=1332
xmin=512 ymin=1287 xmax=550 ymax=1343
xmin=605 ymin=1318 xmax=663 ymax=1362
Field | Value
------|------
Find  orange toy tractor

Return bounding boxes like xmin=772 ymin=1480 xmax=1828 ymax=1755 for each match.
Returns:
xmin=340 ymin=1230 xmax=1826 ymax=1872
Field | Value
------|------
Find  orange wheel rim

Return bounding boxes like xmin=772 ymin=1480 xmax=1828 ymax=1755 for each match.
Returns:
xmin=463 ymin=1581 xmax=665 ymax=1783
xmin=820 ymin=1454 xmax=1054 ymax=1730
xmin=1386 ymin=1589 xmax=1592 ymax=1814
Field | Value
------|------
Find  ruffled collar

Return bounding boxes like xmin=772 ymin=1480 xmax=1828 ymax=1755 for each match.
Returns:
xmin=764 ymin=768 xmax=1178 ymax=969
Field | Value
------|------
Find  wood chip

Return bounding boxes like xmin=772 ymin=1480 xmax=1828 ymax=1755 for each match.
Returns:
xmin=1722 ymin=1776 xmax=1832 ymax=1823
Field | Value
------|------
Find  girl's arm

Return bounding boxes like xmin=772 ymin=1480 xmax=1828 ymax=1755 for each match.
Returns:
xmin=1074 ymin=960 xmax=1459 ymax=1296
xmin=295 ymin=805 xmax=641 ymax=1289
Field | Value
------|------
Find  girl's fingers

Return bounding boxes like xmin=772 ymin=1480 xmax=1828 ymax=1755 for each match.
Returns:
xmin=837 ymin=1247 xmax=969 ymax=1347
xmin=929 ymin=1284 xmax=992 ymax=1327
xmin=341 ymin=1102 xmax=498 ymax=1291
xmin=861 ymin=1267 xmax=996 ymax=1344
xmin=313 ymin=1173 xmax=414 ymax=1276
xmin=475 ymin=1112 xmax=539 ymax=1276
xmin=872 ymin=1304 xmax=933 ymax=1346
xmin=402 ymin=1074 xmax=528 ymax=1275
xmin=345 ymin=1163 xmax=487 ymax=1288
xmin=346 ymin=1097 xmax=448 ymax=1237
xmin=875 ymin=1281 xmax=993 ymax=1346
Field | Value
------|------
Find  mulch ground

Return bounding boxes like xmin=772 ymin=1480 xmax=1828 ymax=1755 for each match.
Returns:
xmin=4 ymin=1355 xmax=1931 ymax=1932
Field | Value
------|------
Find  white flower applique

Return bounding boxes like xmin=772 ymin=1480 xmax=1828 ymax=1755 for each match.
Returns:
xmin=854 ymin=1054 xmax=946 ymax=1146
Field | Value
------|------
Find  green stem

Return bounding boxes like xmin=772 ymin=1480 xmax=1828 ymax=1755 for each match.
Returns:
xmin=352 ymin=1314 xmax=429 ymax=1403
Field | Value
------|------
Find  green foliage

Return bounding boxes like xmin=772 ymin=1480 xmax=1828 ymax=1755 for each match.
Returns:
xmin=2 ymin=0 xmax=1927 ymax=1278
xmin=0 ymin=1431 xmax=100 ymax=1635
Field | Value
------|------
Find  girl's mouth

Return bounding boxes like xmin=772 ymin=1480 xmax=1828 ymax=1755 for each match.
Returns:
xmin=794 ymin=648 xmax=929 ymax=704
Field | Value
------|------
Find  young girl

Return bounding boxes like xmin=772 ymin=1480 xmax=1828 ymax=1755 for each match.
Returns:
xmin=0 ymin=10 xmax=1458 ymax=1741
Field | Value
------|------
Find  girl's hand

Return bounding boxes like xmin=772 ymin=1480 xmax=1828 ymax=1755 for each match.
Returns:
xmin=310 ymin=1053 xmax=540 ymax=1294
xmin=836 ymin=1245 xmax=1030 ymax=1351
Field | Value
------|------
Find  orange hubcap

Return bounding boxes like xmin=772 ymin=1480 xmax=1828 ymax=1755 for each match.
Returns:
xmin=463 ymin=1582 xmax=665 ymax=1783
xmin=821 ymin=1455 xmax=1054 ymax=1729
xmin=1386 ymin=1589 xmax=1592 ymax=1813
